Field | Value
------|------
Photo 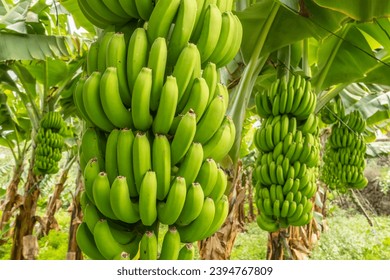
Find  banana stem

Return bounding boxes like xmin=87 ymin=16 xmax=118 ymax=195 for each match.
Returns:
xmin=302 ymin=38 xmax=311 ymax=78
xmin=276 ymin=45 xmax=291 ymax=80
xmin=315 ymin=82 xmax=348 ymax=114
xmin=228 ymin=2 xmax=280 ymax=164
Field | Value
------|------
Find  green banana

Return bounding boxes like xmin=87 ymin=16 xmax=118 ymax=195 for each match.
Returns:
xmin=118 ymin=0 xmax=140 ymax=18
xmin=134 ymin=0 xmax=153 ymax=20
xmin=148 ymin=37 xmax=168 ymax=112
xmin=105 ymin=129 xmax=120 ymax=185
xmin=176 ymin=182 xmax=205 ymax=226
xmin=159 ymin=226 xmax=181 ymax=260
xmin=177 ymin=197 xmax=215 ymax=243
xmin=83 ymin=157 xmax=100 ymax=203
xmin=131 ymin=67 xmax=153 ymax=131
xmin=178 ymin=243 xmax=195 ymax=260
xmin=96 ymin=28 xmax=115 ymax=72
xmin=76 ymin=222 xmax=105 ymax=260
xmin=139 ymin=230 xmax=158 ymax=260
xmin=73 ymin=77 xmax=93 ymax=124
xmin=101 ymin=0 xmax=130 ymax=18
xmin=82 ymin=0 xmax=128 ymax=24
xmin=80 ymin=127 xmax=106 ymax=170
xmin=132 ymin=132 xmax=152 ymax=193
xmin=152 ymin=76 xmax=179 ymax=135
xmin=139 ymin=170 xmax=158 ymax=226
xmin=194 ymin=95 xmax=226 ymax=144
xmin=196 ymin=158 xmax=218 ymax=196
xmin=147 ymin=0 xmax=181 ymax=42
xmin=172 ymin=43 xmax=201 ymax=103
xmin=208 ymin=11 xmax=235 ymax=66
xmin=87 ymin=41 xmax=99 ymax=76
xmin=110 ymin=176 xmax=140 ymax=224
xmin=106 ymin=33 xmax=131 ymax=107
xmin=157 ymin=176 xmax=187 ymax=225
xmin=170 ymin=110 xmax=197 ymax=166
xmin=83 ymin=203 xmax=102 ymax=233
xmin=256 ymin=213 xmax=279 ymax=232
xmin=176 ymin=142 xmax=204 ymax=187
xmin=83 ymin=71 xmax=115 ymax=132
xmin=196 ymin=4 xmax=222 ymax=63
xmin=202 ymin=62 xmax=218 ymax=105
xmin=100 ymin=67 xmax=133 ymax=129
xmin=77 ymin=0 xmax=110 ymax=29
xmin=201 ymin=195 xmax=229 ymax=239
xmin=191 ymin=0 xmax=218 ymax=42
xmin=127 ymin=28 xmax=149 ymax=93
xmin=152 ymin=134 xmax=171 ymax=201
xmin=167 ymin=0 xmax=197 ymax=65
xmin=117 ymin=128 xmax=137 ymax=197
xmin=180 ymin=77 xmax=210 ymax=122
xmin=217 ymin=13 xmax=242 ymax=67
xmin=208 ymin=167 xmax=228 ymax=202
xmin=92 ymin=172 xmax=118 ymax=220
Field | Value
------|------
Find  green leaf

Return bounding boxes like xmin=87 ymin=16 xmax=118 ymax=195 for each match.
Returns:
xmin=313 ymin=0 xmax=390 ymax=22
xmin=366 ymin=141 xmax=390 ymax=157
xmin=0 ymin=1 xmax=30 ymax=33
xmin=59 ymin=0 xmax=96 ymax=35
xmin=0 ymin=33 xmax=75 ymax=61
xmin=21 ymin=59 xmax=69 ymax=88
xmin=237 ymin=0 xmax=346 ymax=64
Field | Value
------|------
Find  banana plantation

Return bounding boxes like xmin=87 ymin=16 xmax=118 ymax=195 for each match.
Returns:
xmin=1 ymin=0 xmax=390 ymax=261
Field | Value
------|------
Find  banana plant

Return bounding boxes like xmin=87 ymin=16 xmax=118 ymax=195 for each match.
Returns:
xmin=0 ymin=0 xmax=85 ymax=259
xmin=217 ymin=0 xmax=390 ymax=260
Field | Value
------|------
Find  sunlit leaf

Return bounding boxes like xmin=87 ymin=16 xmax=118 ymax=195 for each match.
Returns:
xmin=0 ymin=33 xmax=75 ymax=61
xmin=313 ymin=0 xmax=390 ymax=22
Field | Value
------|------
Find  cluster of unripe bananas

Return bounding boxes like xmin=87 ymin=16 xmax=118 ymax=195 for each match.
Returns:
xmin=321 ymin=104 xmax=368 ymax=192
xmin=253 ymin=76 xmax=320 ymax=232
xmin=33 ymin=112 xmax=66 ymax=175
xmin=74 ymin=0 xmax=242 ymax=260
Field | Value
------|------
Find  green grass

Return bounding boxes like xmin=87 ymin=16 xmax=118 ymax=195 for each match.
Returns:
xmin=310 ymin=208 xmax=390 ymax=260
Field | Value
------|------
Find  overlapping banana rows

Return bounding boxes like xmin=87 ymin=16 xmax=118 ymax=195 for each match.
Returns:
xmin=33 ymin=112 xmax=66 ymax=175
xmin=321 ymin=109 xmax=368 ymax=192
xmin=74 ymin=0 xmax=242 ymax=260
xmin=78 ymin=0 xmax=242 ymax=69
xmin=253 ymin=76 xmax=320 ymax=232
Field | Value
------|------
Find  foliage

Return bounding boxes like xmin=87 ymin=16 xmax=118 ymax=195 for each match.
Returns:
xmin=310 ymin=208 xmax=390 ymax=260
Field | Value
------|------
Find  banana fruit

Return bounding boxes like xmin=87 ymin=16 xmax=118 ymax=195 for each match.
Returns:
xmin=76 ymin=1 xmax=244 ymax=260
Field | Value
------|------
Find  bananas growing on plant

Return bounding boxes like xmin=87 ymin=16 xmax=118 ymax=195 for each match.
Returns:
xmin=253 ymin=76 xmax=320 ymax=232
xmin=75 ymin=0 xmax=242 ymax=260
xmin=34 ymin=112 xmax=67 ymax=175
xmin=321 ymin=104 xmax=368 ymax=192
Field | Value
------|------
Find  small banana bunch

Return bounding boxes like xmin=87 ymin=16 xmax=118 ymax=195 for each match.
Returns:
xmin=0 ymin=92 xmax=11 ymax=126
xmin=75 ymin=0 xmax=242 ymax=260
xmin=34 ymin=112 xmax=66 ymax=175
xmin=321 ymin=109 xmax=368 ymax=192
xmin=253 ymin=76 xmax=320 ymax=232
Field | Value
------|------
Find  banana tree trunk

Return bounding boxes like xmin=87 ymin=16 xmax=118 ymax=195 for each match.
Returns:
xmin=10 ymin=158 xmax=43 ymax=260
xmin=36 ymin=156 xmax=75 ymax=238
xmin=198 ymin=161 xmax=246 ymax=260
xmin=67 ymin=167 xmax=84 ymax=260
xmin=0 ymin=160 xmax=24 ymax=234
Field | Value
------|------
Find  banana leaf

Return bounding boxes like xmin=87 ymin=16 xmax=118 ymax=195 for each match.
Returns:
xmin=59 ymin=0 xmax=96 ymax=34
xmin=313 ymin=0 xmax=390 ymax=22
xmin=0 ymin=33 xmax=75 ymax=61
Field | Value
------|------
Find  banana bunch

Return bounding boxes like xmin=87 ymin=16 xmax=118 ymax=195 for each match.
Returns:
xmin=253 ymin=76 xmax=320 ymax=232
xmin=321 ymin=109 xmax=368 ymax=192
xmin=33 ymin=112 xmax=66 ymax=175
xmin=0 ymin=92 xmax=11 ymax=126
xmin=75 ymin=0 xmax=242 ymax=260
